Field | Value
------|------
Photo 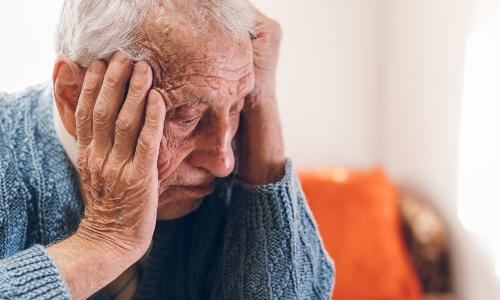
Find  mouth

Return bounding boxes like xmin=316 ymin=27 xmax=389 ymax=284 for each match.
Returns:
xmin=182 ymin=181 xmax=215 ymax=194
xmin=157 ymin=177 xmax=216 ymax=205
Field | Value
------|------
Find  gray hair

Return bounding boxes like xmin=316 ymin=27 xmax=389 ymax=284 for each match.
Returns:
xmin=55 ymin=0 xmax=256 ymax=68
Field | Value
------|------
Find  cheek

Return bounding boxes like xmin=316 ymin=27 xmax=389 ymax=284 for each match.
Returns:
xmin=157 ymin=123 xmax=194 ymax=179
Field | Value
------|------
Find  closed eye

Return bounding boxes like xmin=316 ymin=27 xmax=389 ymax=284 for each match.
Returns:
xmin=179 ymin=117 xmax=200 ymax=126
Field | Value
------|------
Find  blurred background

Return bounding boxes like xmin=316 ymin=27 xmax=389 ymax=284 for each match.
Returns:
xmin=1 ymin=0 xmax=500 ymax=299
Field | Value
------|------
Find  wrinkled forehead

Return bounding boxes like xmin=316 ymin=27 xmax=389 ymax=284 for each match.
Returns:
xmin=137 ymin=7 xmax=254 ymax=91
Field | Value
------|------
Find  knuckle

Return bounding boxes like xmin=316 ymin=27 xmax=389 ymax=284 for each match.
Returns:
xmin=102 ymin=165 xmax=117 ymax=182
xmin=128 ymin=77 xmax=147 ymax=98
xmin=77 ymin=151 xmax=88 ymax=167
xmin=126 ymin=89 xmax=145 ymax=103
xmin=77 ymin=158 xmax=90 ymax=176
xmin=77 ymin=163 xmax=87 ymax=175
xmin=81 ymin=80 xmax=97 ymax=98
xmin=86 ymin=164 xmax=102 ymax=189
xmin=75 ymin=104 xmax=92 ymax=123
xmin=93 ymin=101 xmax=111 ymax=124
xmin=115 ymin=115 xmax=134 ymax=135
xmin=109 ymin=152 xmax=129 ymax=166
xmin=103 ymin=74 xmax=121 ymax=90
xmin=138 ymin=130 xmax=158 ymax=153
xmin=88 ymin=158 xmax=102 ymax=174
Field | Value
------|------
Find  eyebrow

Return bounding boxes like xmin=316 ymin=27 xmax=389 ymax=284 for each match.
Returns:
xmin=154 ymin=77 xmax=253 ymax=109
xmin=153 ymin=86 xmax=206 ymax=108
xmin=173 ymin=93 xmax=249 ymax=110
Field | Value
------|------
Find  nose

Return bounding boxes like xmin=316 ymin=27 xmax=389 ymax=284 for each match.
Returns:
xmin=188 ymin=115 xmax=235 ymax=178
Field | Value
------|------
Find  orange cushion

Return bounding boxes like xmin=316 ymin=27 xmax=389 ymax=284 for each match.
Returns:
xmin=298 ymin=168 xmax=423 ymax=300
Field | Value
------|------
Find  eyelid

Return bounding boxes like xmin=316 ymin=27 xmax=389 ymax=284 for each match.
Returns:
xmin=179 ymin=117 xmax=200 ymax=126
xmin=168 ymin=115 xmax=201 ymax=131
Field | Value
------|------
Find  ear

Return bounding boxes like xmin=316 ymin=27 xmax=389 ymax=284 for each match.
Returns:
xmin=53 ymin=54 xmax=86 ymax=137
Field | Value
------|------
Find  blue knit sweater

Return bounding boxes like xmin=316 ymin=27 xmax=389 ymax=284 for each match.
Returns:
xmin=0 ymin=82 xmax=334 ymax=299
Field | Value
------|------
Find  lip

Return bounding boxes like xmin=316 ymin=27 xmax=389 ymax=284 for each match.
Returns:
xmin=181 ymin=181 xmax=215 ymax=195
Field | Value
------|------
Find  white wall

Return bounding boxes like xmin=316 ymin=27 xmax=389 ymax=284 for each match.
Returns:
xmin=252 ymin=0 xmax=383 ymax=169
xmin=381 ymin=1 xmax=500 ymax=299
xmin=0 ymin=0 xmax=64 ymax=93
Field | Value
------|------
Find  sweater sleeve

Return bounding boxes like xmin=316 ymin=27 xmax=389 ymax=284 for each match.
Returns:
xmin=0 ymin=245 xmax=71 ymax=299
xmin=212 ymin=159 xmax=335 ymax=299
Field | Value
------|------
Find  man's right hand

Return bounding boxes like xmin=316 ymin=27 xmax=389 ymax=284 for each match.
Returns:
xmin=47 ymin=51 xmax=166 ymax=299
xmin=75 ymin=51 xmax=164 ymax=258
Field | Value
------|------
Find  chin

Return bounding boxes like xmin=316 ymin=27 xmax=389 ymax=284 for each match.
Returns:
xmin=156 ymin=197 xmax=204 ymax=220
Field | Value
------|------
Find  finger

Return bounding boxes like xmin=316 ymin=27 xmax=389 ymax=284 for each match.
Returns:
xmin=92 ymin=51 xmax=133 ymax=159
xmin=133 ymin=89 xmax=166 ymax=175
xmin=251 ymin=8 xmax=280 ymax=37
xmin=111 ymin=62 xmax=153 ymax=163
xmin=75 ymin=60 xmax=106 ymax=151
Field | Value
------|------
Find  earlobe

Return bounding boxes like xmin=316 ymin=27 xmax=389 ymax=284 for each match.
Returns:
xmin=53 ymin=54 xmax=86 ymax=137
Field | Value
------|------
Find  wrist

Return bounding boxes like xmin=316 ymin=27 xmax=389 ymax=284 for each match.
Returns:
xmin=73 ymin=228 xmax=142 ymax=263
xmin=47 ymin=232 xmax=137 ymax=299
xmin=238 ymin=89 xmax=285 ymax=185
xmin=238 ymin=159 xmax=286 ymax=185
xmin=76 ymin=217 xmax=152 ymax=260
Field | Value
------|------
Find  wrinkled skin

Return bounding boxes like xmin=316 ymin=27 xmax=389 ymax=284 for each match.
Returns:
xmin=48 ymin=7 xmax=284 ymax=300
xmin=139 ymin=15 xmax=256 ymax=220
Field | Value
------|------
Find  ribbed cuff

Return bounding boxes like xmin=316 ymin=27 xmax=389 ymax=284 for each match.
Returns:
xmin=231 ymin=159 xmax=302 ymax=229
xmin=0 ymin=245 xmax=71 ymax=299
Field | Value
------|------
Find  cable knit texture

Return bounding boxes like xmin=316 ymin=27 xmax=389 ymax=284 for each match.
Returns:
xmin=0 ymin=82 xmax=334 ymax=299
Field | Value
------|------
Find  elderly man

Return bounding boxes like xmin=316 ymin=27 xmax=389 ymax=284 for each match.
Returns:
xmin=0 ymin=0 xmax=334 ymax=299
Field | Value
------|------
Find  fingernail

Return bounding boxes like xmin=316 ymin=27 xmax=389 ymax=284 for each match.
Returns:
xmin=89 ymin=61 xmax=104 ymax=75
xmin=113 ymin=51 xmax=128 ymax=64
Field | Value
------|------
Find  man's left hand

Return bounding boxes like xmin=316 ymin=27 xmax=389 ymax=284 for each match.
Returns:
xmin=236 ymin=9 xmax=285 ymax=185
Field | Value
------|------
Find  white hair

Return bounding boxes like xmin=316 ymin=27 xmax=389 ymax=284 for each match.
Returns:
xmin=55 ymin=0 xmax=256 ymax=67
